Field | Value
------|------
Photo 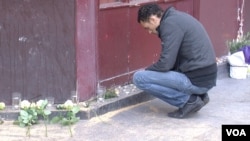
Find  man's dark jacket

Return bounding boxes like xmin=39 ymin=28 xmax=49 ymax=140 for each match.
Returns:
xmin=146 ymin=7 xmax=217 ymax=89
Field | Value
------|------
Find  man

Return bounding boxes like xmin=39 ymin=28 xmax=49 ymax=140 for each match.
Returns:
xmin=133 ymin=3 xmax=217 ymax=118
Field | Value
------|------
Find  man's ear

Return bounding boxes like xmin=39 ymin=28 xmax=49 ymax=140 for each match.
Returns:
xmin=148 ymin=16 xmax=155 ymax=23
xmin=149 ymin=15 xmax=159 ymax=24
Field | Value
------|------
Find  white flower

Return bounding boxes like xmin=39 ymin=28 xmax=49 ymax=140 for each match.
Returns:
xmin=64 ymin=100 xmax=74 ymax=109
xmin=20 ymin=100 xmax=31 ymax=109
xmin=115 ymin=88 xmax=120 ymax=95
xmin=30 ymin=102 xmax=36 ymax=108
xmin=36 ymin=100 xmax=44 ymax=109
xmin=0 ymin=102 xmax=5 ymax=110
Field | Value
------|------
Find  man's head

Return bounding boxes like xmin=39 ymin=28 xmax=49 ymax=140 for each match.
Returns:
xmin=137 ymin=3 xmax=163 ymax=35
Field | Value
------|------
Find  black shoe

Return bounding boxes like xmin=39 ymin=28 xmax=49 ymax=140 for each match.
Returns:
xmin=200 ymin=93 xmax=209 ymax=105
xmin=168 ymin=96 xmax=204 ymax=119
xmin=192 ymin=93 xmax=209 ymax=112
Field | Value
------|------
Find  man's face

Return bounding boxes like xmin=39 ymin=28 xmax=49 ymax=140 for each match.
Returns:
xmin=140 ymin=15 xmax=160 ymax=35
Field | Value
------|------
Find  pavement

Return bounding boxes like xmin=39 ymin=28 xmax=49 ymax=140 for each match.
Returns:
xmin=1 ymin=63 xmax=250 ymax=141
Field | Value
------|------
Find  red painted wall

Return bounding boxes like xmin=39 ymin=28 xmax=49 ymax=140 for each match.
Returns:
xmin=97 ymin=0 xmax=198 ymax=87
xmin=1 ymin=0 xmax=246 ymax=103
xmin=75 ymin=0 xmax=98 ymax=101
xmin=243 ymin=0 xmax=250 ymax=34
xmin=76 ymin=0 xmax=250 ymax=101
xmin=199 ymin=0 xmax=239 ymax=56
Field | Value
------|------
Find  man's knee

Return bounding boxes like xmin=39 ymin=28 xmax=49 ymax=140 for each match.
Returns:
xmin=132 ymin=71 xmax=141 ymax=84
xmin=133 ymin=70 xmax=146 ymax=87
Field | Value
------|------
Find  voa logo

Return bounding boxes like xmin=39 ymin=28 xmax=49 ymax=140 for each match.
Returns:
xmin=226 ymin=129 xmax=246 ymax=136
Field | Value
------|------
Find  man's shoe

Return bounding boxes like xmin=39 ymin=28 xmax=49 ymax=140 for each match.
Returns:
xmin=168 ymin=96 xmax=204 ymax=119
xmin=200 ymin=93 xmax=209 ymax=105
xmin=192 ymin=93 xmax=209 ymax=112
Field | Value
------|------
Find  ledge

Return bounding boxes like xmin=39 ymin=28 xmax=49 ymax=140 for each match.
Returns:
xmin=0 ymin=91 xmax=154 ymax=121
xmin=0 ymin=62 xmax=228 ymax=121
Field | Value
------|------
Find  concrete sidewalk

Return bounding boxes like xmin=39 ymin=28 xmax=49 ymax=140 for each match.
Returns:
xmin=1 ymin=66 xmax=250 ymax=141
xmin=71 ymin=76 xmax=250 ymax=141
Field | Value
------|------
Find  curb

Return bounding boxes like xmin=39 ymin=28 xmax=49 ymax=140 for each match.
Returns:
xmin=0 ymin=91 xmax=154 ymax=121
xmin=0 ymin=63 xmax=228 ymax=121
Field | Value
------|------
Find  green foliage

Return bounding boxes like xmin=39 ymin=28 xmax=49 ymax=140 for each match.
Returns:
xmin=227 ymin=32 xmax=250 ymax=54
xmin=18 ymin=109 xmax=38 ymax=127
xmin=13 ymin=99 xmax=81 ymax=137
xmin=51 ymin=106 xmax=80 ymax=125
xmin=36 ymin=100 xmax=51 ymax=116
xmin=51 ymin=102 xmax=80 ymax=137
xmin=104 ymin=89 xmax=118 ymax=99
xmin=36 ymin=100 xmax=51 ymax=137
xmin=14 ymin=99 xmax=51 ymax=137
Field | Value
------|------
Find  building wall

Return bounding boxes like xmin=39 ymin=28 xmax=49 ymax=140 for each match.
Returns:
xmin=243 ymin=0 xmax=250 ymax=34
xmin=0 ymin=0 xmax=76 ymax=104
xmin=199 ymin=0 xmax=238 ymax=56
xmin=199 ymin=0 xmax=249 ymax=56
xmin=75 ymin=0 xmax=98 ymax=101
xmin=97 ymin=0 xmax=247 ymax=88
xmin=98 ymin=0 xmax=196 ymax=87
xmin=0 ymin=0 xmax=247 ymax=104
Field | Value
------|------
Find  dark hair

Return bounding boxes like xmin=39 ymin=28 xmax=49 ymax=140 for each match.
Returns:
xmin=137 ymin=3 xmax=164 ymax=23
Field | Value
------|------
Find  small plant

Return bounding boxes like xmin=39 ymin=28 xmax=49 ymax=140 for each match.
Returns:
xmin=0 ymin=102 xmax=5 ymax=110
xmin=51 ymin=100 xmax=80 ymax=137
xmin=227 ymin=32 xmax=250 ymax=54
xmin=0 ymin=102 xmax=5 ymax=124
xmin=35 ymin=100 xmax=51 ymax=137
xmin=104 ymin=88 xmax=119 ymax=99
xmin=14 ymin=100 xmax=38 ymax=137
xmin=14 ymin=100 xmax=51 ymax=137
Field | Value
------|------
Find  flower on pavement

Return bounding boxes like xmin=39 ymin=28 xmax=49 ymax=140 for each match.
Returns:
xmin=20 ymin=100 xmax=31 ymax=109
xmin=36 ymin=100 xmax=45 ymax=109
xmin=64 ymin=100 xmax=74 ymax=110
xmin=30 ymin=102 xmax=36 ymax=109
xmin=0 ymin=102 xmax=5 ymax=110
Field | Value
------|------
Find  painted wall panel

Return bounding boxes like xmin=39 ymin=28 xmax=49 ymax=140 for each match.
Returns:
xmin=199 ymin=0 xmax=238 ymax=56
xmin=0 ymin=0 xmax=75 ymax=104
xmin=98 ymin=0 xmax=195 ymax=87
xmin=75 ymin=0 xmax=98 ymax=101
